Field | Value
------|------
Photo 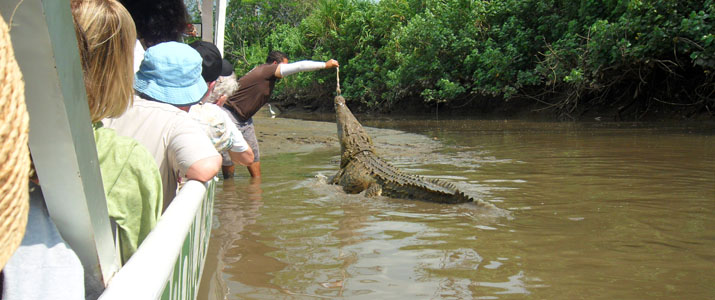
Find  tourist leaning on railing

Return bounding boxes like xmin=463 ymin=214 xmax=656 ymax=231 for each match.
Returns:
xmin=187 ymin=41 xmax=254 ymax=178
xmin=103 ymin=42 xmax=221 ymax=210
xmin=106 ymin=0 xmax=220 ymax=208
xmin=71 ymin=0 xmax=163 ymax=265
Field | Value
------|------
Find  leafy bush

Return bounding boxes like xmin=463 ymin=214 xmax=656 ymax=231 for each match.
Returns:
xmin=224 ymin=0 xmax=714 ymax=119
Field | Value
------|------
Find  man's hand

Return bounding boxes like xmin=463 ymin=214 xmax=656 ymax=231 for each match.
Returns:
xmin=216 ymin=95 xmax=227 ymax=107
xmin=325 ymin=59 xmax=339 ymax=69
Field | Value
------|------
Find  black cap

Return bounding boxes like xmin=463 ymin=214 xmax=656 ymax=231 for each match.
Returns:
xmin=189 ymin=41 xmax=222 ymax=82
xmin=221 ymin=59 xmax=233 ymax=76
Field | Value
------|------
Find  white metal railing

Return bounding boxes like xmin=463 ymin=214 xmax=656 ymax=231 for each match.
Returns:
xmin=99 ymin=179 xmax=216 ymax=300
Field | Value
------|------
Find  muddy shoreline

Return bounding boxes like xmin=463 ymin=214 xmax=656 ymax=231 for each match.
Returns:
xmin=251 ymin=108 xmax=338 ymax=158
xmin=251 ymin=106 xmax=447 ymax=160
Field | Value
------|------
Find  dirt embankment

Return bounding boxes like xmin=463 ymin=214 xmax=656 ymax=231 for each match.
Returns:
xmin=251 ymin=107 xmax=338 ymax=157
xmin=251 ymin=105 xmax=445 ymax=159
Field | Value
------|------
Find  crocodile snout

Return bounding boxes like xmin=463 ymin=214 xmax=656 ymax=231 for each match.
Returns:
xmin=334 ymin=95 xmax=346 ymax=107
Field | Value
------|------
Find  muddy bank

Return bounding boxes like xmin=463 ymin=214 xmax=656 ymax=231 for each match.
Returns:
xmin=251 ymin=107 xmax=337 ymax=157
xmin=251 ymin=106 xmax=444 ymax=159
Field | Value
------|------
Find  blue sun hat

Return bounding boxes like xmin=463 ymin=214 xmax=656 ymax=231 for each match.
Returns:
xmin=134 ymin=42 xmax=208 ymax=106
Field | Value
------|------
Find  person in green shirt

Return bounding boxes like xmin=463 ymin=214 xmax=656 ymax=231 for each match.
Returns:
xmin=72 ymin=0 xmax=163 ymax=264
xmin=93 ymin=123 xmax=162 ymax=263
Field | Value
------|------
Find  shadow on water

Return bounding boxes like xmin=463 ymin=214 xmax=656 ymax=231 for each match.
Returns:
xmin=200 ymin=118 xmax=715 ymax=300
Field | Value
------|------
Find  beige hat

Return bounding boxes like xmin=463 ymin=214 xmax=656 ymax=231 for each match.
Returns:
xmin=0 ymin=13 xmax=31 ymax=269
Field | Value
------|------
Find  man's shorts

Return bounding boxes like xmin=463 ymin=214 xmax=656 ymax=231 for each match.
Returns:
xmin=237 ymin=119 xmax=259 ymax=162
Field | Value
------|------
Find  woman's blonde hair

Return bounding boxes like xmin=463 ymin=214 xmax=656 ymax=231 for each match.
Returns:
xmin=71 ymin=0 xmax=136 ymax=122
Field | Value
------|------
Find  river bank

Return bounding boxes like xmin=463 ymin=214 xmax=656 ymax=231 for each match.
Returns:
xmin=252 ymin=101 xmax=715 ymax=162
xmin=250 ymin=106 xmax=448 ymax=160
xmin=249 ymin=107 xmax=337 ymax=158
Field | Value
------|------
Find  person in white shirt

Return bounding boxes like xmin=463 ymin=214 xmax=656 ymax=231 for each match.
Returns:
xmin=187 ymin=41 xmax=253 ymax=180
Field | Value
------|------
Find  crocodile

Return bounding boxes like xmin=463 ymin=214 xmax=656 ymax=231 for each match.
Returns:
xmin=330 ymin=95 xmax=486 ymax=205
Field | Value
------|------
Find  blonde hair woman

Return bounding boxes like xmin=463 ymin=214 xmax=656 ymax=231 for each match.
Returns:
xmin=72 ymin=0 xmax=163 ymax=264
xmin=72 ymin=0 xmax=135 ymax=121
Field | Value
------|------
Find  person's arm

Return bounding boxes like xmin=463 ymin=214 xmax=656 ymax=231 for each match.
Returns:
xmin=275 ymin=59 xmax=339 ymax=78
xmin=170 ymin=116 xmax=221 ymax=182
xmin=185 ymin=155 xmax=221 ymax=182
xmin=229 ymin=148 xmax=254 ymax=166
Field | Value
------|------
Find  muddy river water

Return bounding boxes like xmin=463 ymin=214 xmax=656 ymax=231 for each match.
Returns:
xmin=199 ymin=118 xmax=714 ymax=299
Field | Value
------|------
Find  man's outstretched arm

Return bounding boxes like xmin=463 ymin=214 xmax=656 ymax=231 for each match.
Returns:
xmin=275 ymin=59 xmax=339 ymax=78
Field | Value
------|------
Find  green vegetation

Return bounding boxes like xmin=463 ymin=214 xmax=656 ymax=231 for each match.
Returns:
xmin=224 ymin=0 xmax=714 ymax=120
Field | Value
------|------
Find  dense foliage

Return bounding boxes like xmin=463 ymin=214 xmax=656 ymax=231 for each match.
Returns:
xmin=224 ymin=0 xmax=714 ymax=119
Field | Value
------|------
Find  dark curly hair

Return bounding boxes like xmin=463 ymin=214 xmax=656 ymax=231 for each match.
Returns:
xmin=266 ymin=50 xmax=288 ymax=64
xmin=118 ymin=0 xmax=189 ymax=47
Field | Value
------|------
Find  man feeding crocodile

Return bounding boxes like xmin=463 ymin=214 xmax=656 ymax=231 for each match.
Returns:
xmin=222 ymin=51 xmax=339 ymax=178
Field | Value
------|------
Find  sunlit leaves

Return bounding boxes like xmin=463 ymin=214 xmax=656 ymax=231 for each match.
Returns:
xmin=224 ymin=0 xmax=714 ymax=113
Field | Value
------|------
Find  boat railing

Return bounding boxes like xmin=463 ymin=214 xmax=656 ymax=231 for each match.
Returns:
xmin=99 ymin=179 xmax=216 ymax=300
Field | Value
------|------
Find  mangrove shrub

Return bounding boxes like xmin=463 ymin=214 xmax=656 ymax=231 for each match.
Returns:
xmin=224 ymin=0 xmax=714 ymax=119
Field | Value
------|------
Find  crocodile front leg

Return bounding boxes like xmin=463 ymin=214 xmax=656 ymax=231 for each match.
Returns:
xmin=364 ymin=182 xmax=383 ymax=197
xmin=336 ymin=159 xmax=374 ymax=194
xmin=329 ymin=167 xmax=344 ymax=185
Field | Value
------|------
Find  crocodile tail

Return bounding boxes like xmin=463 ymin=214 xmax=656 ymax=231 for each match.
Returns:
xmin=358 ymin=153 xmax=474 ymax=204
